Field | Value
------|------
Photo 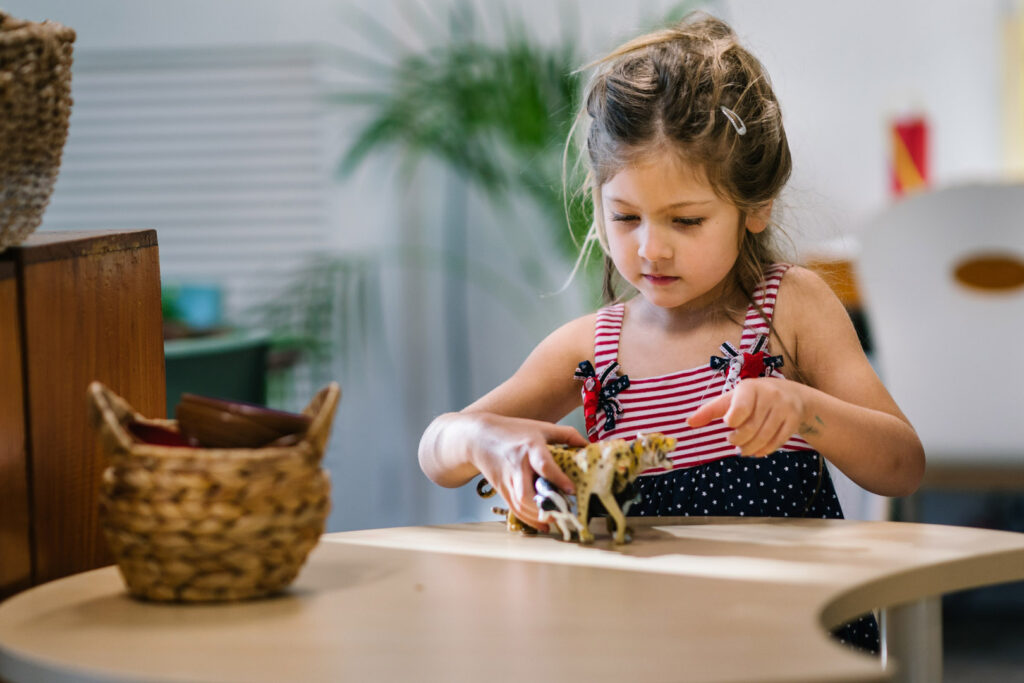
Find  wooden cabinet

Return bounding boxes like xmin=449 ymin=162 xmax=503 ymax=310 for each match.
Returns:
xmin=0 ymin=230 xmax=165 ymax=599
xmin=0 ymin=260 xmax=31 ymax=599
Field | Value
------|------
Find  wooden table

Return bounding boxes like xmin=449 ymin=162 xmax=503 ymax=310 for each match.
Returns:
xmin=2 ymin=517 xmax=1024 ymax=683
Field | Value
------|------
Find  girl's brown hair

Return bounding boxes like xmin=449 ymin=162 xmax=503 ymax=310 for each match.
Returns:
xmin=567 ymin=12 xmax=793 ymax=313
xmin=566 ymin=14 xmax=822 ymax=496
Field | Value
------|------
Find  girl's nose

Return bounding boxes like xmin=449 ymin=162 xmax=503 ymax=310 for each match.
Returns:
xmin=637 ymin=223 xmax=673 ymax=261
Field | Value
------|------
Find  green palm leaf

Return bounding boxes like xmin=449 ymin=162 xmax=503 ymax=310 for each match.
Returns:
xmin=334 ymin=1 xmax=706 ymax=295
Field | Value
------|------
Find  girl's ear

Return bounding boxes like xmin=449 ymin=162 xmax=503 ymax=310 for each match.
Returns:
xmin=745 ymin=201 xmax=774 ymax=234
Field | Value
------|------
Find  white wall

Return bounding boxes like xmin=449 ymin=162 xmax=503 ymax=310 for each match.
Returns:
xmin=13 ymin=0 xmax=1007 ymax=241
xmin=727 ymin=0 xmax=1004 ymax=252
xmin=7 ymin=0 xmax=1011 ymax=527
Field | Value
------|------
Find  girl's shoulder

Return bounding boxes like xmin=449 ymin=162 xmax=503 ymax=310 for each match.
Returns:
xmin=773 ymin=264 xmax=841 ymax=311
xmin=559 ymin=310 xmax=601 ymax=340
xmin=772 ymin=263 xmax=859 ymax=367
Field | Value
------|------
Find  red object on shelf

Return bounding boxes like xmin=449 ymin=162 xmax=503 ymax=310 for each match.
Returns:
xmin=890 ymin=115 xmax=930 ymax=197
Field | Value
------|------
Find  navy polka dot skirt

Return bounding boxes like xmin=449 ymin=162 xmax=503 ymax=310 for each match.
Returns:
xmin=630 ymin=450 xmax=880 ymax=655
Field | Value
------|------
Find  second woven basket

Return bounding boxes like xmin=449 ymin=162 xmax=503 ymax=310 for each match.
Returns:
xmin=0 ymin=11 xmax=76 ymax=252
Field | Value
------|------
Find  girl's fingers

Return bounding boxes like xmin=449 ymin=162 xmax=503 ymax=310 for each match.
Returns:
xmin=508 ymin=468 xmax=528 ymax=512
xmin=509 ymin=467 xmax=546 ymax=530
xmin=734 ymin=405 xmax=778 ymax=455
xmin=529 ymin=446 xmax=576 ymax=495
xmin=551 ymin=424 xmax=588 ymax=448
xmin=688 ymin=392 xmax=732 ymax=427
xmin=518 ymin=502 xmax=546 ymax=531
xmin=723 ymin=386 xmax=756 ymax=430
xmin=693 ymin=380 xmax=803 ymax=456
xmin=755 ymin=418 xmax=795 ymax=457
xmin=518 ymin=424 xmax=582 ymax=494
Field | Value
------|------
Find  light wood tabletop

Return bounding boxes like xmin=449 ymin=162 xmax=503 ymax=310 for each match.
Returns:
xmin=2 ymin=517 xmax=1024 ymax=683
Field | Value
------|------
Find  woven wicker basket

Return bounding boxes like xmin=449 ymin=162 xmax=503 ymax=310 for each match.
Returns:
xmin=0 ymin=12 xmax=75 ymax=253
xmin=88 ymin=381 xmax=340 ymax=602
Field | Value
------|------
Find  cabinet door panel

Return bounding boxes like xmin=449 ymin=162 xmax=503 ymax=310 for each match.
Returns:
xmin=0 ymin=261 xmax=32 ymax=599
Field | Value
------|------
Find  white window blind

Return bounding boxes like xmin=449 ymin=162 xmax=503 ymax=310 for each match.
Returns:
xmin=36 ymin=45 xmax=427 ymax=532
xmin=41 ymin=45 xmax=344 ymax=324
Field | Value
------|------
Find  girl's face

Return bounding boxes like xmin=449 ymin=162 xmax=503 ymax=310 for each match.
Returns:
xmin=601 ymin=153 xmax=761 ymax=314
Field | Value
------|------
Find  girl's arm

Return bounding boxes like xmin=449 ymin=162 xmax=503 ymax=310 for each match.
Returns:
xmin=690 ymin=267 xmax=925 ymax=497
xmin=417 ymin=314 xmax=593 ymax=528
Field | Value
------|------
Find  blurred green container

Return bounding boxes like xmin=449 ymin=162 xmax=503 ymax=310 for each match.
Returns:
xmin=163 ymin=330 xmax=270 ymax=418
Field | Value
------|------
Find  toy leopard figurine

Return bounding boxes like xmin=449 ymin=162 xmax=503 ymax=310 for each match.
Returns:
xmin=478 ymin=438 xmax=631 ymax=544
xmin=600 ymin=432 xmax=677 ymax=542
xmin=539 ymin=432 xmax=676 ymax=542
xmin=478 ymin=433 xmax=676 ymax=544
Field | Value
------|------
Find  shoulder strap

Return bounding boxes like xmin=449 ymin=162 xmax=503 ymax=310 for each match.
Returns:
xmin=593 ymin=303 xmax=625 ymax=371
xmin=742 ymin=263 xmax=791 ymax=345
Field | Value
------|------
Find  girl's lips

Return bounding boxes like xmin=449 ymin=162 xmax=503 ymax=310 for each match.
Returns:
xmin=643 ymin=274 xmax=679 ymax=285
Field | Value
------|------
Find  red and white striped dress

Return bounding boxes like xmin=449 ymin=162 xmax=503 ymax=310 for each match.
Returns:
xmin=591 ymin=263 xmax=815 ymax=475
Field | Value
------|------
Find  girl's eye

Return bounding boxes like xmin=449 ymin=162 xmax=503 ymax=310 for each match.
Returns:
xmin=610 ymin=213 xmax=639 ymax=223
xmin=674 ymin=217 xmax=705 ymax=226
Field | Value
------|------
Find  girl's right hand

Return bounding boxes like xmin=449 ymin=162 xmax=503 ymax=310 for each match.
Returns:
xmin=469 ymin=413 xmax=586 ymax=531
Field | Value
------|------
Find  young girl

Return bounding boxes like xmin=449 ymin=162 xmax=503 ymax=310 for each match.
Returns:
xmin=418 ymin=13 xmax=924 ymax=654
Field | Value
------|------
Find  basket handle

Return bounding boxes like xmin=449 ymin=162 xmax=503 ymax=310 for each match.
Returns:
xmin=302 ymin=382 xmax=341 ymax=455
xmin=87 ymin=381 xmax=137 ymax=454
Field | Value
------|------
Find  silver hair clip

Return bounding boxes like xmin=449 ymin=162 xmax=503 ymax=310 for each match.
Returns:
xmin=720 ymin=106 xmax=747 ymax=136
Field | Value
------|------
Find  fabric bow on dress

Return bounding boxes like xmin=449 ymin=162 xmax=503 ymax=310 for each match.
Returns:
xmin=709 ymin=334 xmax=783 ymax=393
xmin=574 ymin=360 xmax=630 ymax=441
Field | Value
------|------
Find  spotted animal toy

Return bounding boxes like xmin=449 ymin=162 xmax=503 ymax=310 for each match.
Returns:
xmin=600 ymin=432 xmax=677 ymax=541
xmin=478 ymin=433 xmax=677 ymax=544
xmin=478 ymin=438 xmax=632 ymax=543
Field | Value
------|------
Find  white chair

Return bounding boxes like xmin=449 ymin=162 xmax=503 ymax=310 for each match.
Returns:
xmin=857 ymin=182 xmax=1024 ymax=482
xmin=856 ymin=181 xmax=1024 ymax=681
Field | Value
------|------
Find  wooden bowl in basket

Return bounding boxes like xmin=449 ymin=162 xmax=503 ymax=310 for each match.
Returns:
xmin=175 ymin=393 xmax=313 ymax=448
xmin=88 ymin=381 xmax=340 ymax=602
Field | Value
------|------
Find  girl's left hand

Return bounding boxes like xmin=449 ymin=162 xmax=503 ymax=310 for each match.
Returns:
xmin=688 ymin=378 xmax=810 ymax=457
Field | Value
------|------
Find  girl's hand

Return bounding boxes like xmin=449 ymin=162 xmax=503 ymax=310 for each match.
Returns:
xmin=688 ymin=378 xmax=809 ymax=457
xmin=469 ymin=414 xmax=586 ymax=530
